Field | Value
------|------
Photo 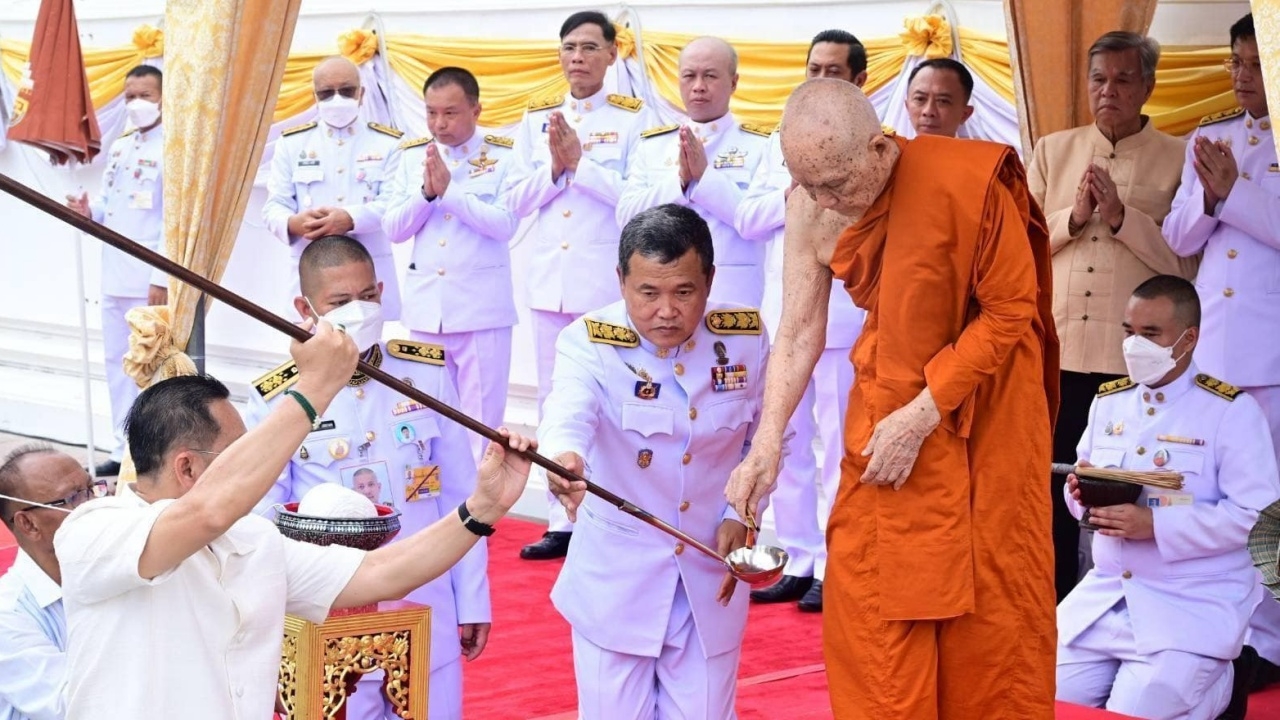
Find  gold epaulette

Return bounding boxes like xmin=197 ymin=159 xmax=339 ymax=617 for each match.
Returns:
xmin=368 ymin=121 xmax=404 ymax=139
xmin=253 ymin=360 xmax=300 ymax=401
xmin=607 ymin=94 xmax=644 ymax=112
xmin=881 ymin=124 xmax=897 ymax=137
xmin=119 ymin=127 xmax=139 ymax=138
xmin=527 ymin=95 xmax=564 ymax=112
xmin=386 ymin=340 xmax=445 ymax=366
xmin=740 ymin=123 xmax=774 ymax=138
xmin=584 ymin=318 xmax=639 ymax=347
xmin=1199 ymin=107 xmax=1244 ymax=127
xmin=281 ymin=121 xmax=317 ymax=137
xmin=641 ymin=123 xmax=679 ymax=139
xmin=399 ymin=136 xmax=432 ymax=150
xmin=1196 ymin=373 xmax=1242 ymax=401
xmin=1096 ymin=377 xmax=1135 ymax=397
xmin=484 ymin=134 xmax=514 ymax=149
xmin=705 ymin=309 xmax=762 ymax=335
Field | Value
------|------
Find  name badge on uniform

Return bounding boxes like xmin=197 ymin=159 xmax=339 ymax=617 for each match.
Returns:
xmin=1146 ymin=492 xmax=1194 ymax=508
xmin=297 ymin=159 xmax=321 ymax=167
xmin=405 ymin=465 xmax=441 ymax=502
xmin=128 ymin=191 xmax=153 ymax=210
xmin=713 ymin=148 xmax=747 ymax=169
xmin=711 ymin=364 xmax=748 ymax=392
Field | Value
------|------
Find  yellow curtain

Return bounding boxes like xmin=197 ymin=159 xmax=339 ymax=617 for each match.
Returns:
xmin=1147 ymin=46 xmax=1235 ymax=136
xmin=163 ymin=0 xmax=302 ymax=349
xmin=1253 ymin=1 xmax=1280 ymax=146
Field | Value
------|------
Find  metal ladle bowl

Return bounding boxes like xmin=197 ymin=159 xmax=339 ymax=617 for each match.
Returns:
xmin=725 ymin=545 xmax=789 ymax=587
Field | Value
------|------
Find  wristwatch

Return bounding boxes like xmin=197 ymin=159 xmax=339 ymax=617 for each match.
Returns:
xmin=458 ymin=502 xmax=496 ymax=537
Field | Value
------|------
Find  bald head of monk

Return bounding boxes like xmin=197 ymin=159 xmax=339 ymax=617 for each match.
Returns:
xmin=313 ymin=56 xmax=364 ymax=127
xmin=780 ymin=78 xmax=899 ymax=221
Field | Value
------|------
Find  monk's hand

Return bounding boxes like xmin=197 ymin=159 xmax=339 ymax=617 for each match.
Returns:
xmin=1089 ymin=165 xmax=1124 ymax=232
xmin=725 ymin=448 xmax=780 ymax=524
xmin=1069 ymin=165 xmax=1097 ymax=232
xmin=715 ymin=519 xmax=748 ymax=606
xmin=860 ymin=388 xmax=941 ymax=490
xmin=546 ymin=451 xmax=587 ymax=522
xmin=1087 ymin=503 xmax=1154 ymax=540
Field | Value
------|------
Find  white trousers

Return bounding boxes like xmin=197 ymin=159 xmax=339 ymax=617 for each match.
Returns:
xmin=1247 ymin=585 xmax=1280 ymax=664
xmin=1056 ymin=600 xmax=1232 ymax=720
xmin=767 ymin=346 xmax=852 ymax=580
xmin=345 ymin=657 xmax=463 ymax=720
xmin=533 ymin=309 xmax=578 ymax=532
xmin=101 ymin=295 xmax=148 ymax=461
xmin=409 ymin=327 xmax=513 ymax=468
xmin=571 ymin=584 xmax=740 ymax=720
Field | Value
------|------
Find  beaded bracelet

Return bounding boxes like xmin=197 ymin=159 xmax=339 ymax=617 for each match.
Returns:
xmin=284 ymin=388 xmax=321 ymax=431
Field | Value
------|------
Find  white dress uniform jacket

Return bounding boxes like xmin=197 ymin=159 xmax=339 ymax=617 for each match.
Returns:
xmin=245 ymin=340 xmax=489 ymax=681
xmin=91 ymin=126 xmax=167 ymax=297
xmin=382 ymin=131 xmax=519 ymax=332
xmin=1061 ymin=367 xmax=1280 ymax=660
xmin=505 ymin=89 xmax=651 ymax=314
xmin=263 ymin=120 xmax=405 ymax=319
xmin=618 ymin=115 xmax=770 ymax=307
xmin=1163 ymin=109 xmax=1280 ymax=389
xmin=540 ymin=301 xmax=768 ymax=659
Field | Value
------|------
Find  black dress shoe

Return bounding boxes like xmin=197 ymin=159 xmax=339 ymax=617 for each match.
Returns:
xmin=797 ymin=578 xmax=823 ymax=612
xmin=1219 ymin=645 xmax=1258 ymax=720
xmin=1250 ymin=653 xmax=1280 ymax=693
xmin=93 ymin=460 xmax=122 ymax=477
xmin=520 ymin=531 xmax=572 ymax=560
xmin=749 ymin=574 xmax=813 ymax=603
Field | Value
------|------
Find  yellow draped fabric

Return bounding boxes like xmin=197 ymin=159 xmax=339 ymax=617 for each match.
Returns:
xmin=1254 ymin=1 xmax=1280 ymax=146
xmin=0 ymin=16 xmax=1245 ymax=136
xmin=163 ymin=0 xmax=302 ymax=349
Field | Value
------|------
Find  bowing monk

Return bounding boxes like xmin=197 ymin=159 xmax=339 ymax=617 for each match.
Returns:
xmin=726 ymin=78 xmax=1059 ymax=718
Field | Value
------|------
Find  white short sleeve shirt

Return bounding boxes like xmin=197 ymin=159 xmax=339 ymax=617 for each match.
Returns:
xmin=54 ymin=492 xmax=365 ymax=720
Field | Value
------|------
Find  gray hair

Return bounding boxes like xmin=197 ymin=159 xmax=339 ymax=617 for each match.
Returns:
xmin=1088 ymin=31 xmax=1160 ymax=84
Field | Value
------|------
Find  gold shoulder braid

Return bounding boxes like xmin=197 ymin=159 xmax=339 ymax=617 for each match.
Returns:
xmin=641 ymin=124 xmax=680 ymax=139
xmin=607 ymin=94 xmax=644 ymax=112
xmin=705 ymin=309 xmax=762 ymax=335
xmin=527 ymin=95 xmax=564 ymax=112
xmin=387 ymin=339 xmax=446 ymax=366
xmin=584 ymin=319 xmax=639 ymax=347
xmin=399 ymin=136 xmax=432 ymax=150
xmin=740 ymin=123 xmax=774 ymax=138
xmin=1195 ymin=373 xmax=1242 ymax=401
xmin=484 ymin=134 xmax=514 ymax=149
xmin=1096 ymin=377 xmax=1135 ymax=397
xmin=347 ymin=344 xmax=383 ymax=387
xmin=281 ymin=121 xmax=317 ymax=137
xmin=253 ymin=360 xmax=299 ymax=400
xmin=1199 ymin=107 xmax=1244 ymax=127
xmin=368 ymin=122 xmax=404 ymax=139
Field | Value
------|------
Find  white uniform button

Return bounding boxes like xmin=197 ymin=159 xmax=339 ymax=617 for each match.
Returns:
xmin=1122 ymin=571 xmax=1133 ymax=580
xmin=562 ymin=210 xmax=572 ymax=218
xmin=682 ymin=453 xmax=692 ymax=465
xmin=674 ymin=543 xmax=685 ymax=556
xmin=1224 ymin=288 xmax=1235 ymax=298
xmin=437 ymin=268 xmax=446 ymax=276
xmin=561 ymin=242 xmax=570 ymax=249
xmin=679 ymin=501 xmax=690 ymax=512
xmin=1227 ymin=249 xmax=1238 ymax=259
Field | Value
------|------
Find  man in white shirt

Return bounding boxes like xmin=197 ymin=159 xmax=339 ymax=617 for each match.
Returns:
xmin=0 ymin=447 xmax=95 ymax=720
xmin=53 ymin=324 xmax=537 ymax=720
xmin=65 ymin=65 xmax=168 ymax=478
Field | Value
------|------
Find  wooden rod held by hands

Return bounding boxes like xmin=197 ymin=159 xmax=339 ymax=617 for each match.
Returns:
xmin=0 ymin=172 xmax=695 ymax=534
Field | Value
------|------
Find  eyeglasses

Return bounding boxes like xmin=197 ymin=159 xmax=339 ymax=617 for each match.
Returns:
xmin=559 ymin=42 xmax=606 ymax=57
xmin=1223 ymin=58 xmax=1263 ymax=77
xmin=192 ymin=449 xmax=221 ymax=458
xmin=6 ymin=482 xmax=98 ymax=521
xmin=315 ymin=86 xmax=359 ymax=102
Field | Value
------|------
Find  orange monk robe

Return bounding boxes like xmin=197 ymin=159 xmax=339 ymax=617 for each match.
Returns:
xmin=825 ymin=134 xmax=1060 ymax=720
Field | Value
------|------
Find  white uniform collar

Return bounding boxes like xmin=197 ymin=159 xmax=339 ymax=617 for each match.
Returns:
xmin=1138 ymin=362 xmax=1198 ymax=406
xmin=11 ymin=549 xmax=61 ymax=609
xmin=627 ymin=314 xmax=699 ymax=359
xmin=439 ymin=130 xmax=482 ymax=159
xmin=689 ymin=112 xmax=735 ymax=144
xmin=567 ymin=87 xmax=610 ymax=116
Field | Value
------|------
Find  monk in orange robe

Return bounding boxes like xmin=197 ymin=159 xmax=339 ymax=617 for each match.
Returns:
xmin=726 ymin=79 xmax=1059 ymax=719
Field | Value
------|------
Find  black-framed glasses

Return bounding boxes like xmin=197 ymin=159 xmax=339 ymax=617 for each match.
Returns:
xmin=315 ymin=86 xmax=360 ymax=101
xmin=7 ymin=482 xmax=98 ymax=520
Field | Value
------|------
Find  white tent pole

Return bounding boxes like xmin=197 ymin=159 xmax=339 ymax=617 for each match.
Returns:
xmin=69 ymin=173 xmax=98 ymax=481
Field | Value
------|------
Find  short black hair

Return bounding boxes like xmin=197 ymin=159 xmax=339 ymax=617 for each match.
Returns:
xmin=1230 ymin=13 xmax=1255 ymax=47
xmin=618 ymin=204 xmax=714 ymax=278
xmin=560 ymin=10 xmax=615 ymax=42
xmin=0 ymin=443 xmax=56 ymax=528
xmin=807 ymin=30 xmax=867 ymax=77
xmin=126 ymin=64 xmax=163 ymax=88
xmin=907 ymin=58 xmax=975 ymax=101
xmin=299 ymin=235 xmax=375 ymax=295
xmin=125 ymin=375 xmax=230 ymax=477
xmin=1132 ymin=274 xmax=1201 ymax=328
xmin=424 ymin=66 xmax=480 ymax=105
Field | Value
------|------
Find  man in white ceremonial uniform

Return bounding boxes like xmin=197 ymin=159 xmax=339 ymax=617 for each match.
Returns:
xmin=382 ymin=67 xmax=518 ymax=468
xmin=1056 ymin=275 xmax=1280 ymax=720
xmin=1161 ymin=13 xmax=1280 ymax=684
xmin=503 ymin=11 xmax=651 ymax=560
xmin=0 ymin=448 xmax=94 ymax=720
xmin=263 ymin=56 xmax=404 ymax=319
xmin=542 ymin=204 xmax=765 ymax=719
xmin=618 ymin=37 xmax=770 ymax=310
xmin=246 ymin=236 xmax=485 ymax=720
xmin=65 ymin=65 xmax=168 ymax=478
xmin=733 ymin=30 xmax=867 ymax=612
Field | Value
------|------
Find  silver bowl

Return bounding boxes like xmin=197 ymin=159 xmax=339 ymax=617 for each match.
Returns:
xmin=725 ymin=545 xmax=789 ymax=588
xmin=274 ymin=502 xmax=401 ymax=551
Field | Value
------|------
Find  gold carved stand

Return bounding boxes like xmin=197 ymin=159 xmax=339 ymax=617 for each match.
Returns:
xmin=279 ymin=600 xmax=432 ymax=719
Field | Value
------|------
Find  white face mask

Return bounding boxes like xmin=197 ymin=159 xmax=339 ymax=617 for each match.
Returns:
xmin=125 ymin=98 xmax=160 ymax=128
xmin=309 ymin=298 xmax=384 ymax=352
xmin=1122 ymin=330 xmax=1189 ymax=386
xmin=317 ymin=95 xmax=360 ymax=128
